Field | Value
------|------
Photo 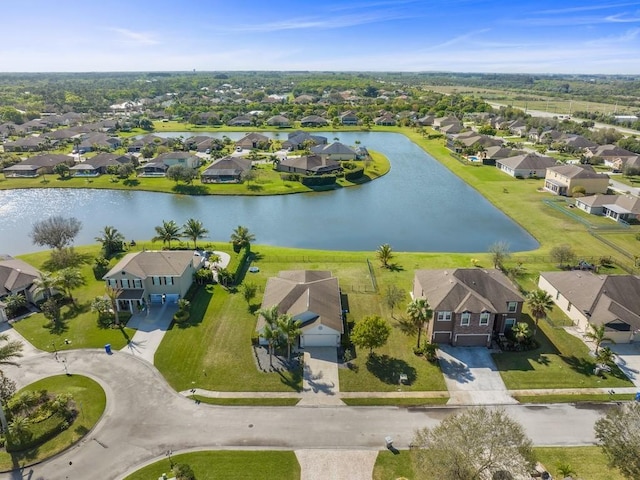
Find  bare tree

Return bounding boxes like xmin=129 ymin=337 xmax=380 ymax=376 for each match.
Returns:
xmin=30 ymin=216 xmax=82 ymax=250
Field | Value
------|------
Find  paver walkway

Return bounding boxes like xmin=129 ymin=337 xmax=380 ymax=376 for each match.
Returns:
xmin=298 ymin=347 xmax=344 ymax=406
xmin=295 ymin=449 xmax=378 ymax=480
xmin=438 ymin=345 xmax=517 ymax=405
xmin=121 ymin=302 xmax=178 ymax=364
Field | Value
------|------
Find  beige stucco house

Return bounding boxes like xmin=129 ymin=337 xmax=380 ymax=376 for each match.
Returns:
xmin=544 ymin=164 xmax=609 ymax=196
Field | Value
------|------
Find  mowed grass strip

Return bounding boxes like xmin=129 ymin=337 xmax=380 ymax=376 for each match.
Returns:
xmin=124 ymin=450 xmax=300 ymax=480
xmin=0 ymin=375 xmax=106 ymax=472
xmin=189 ymin=396 xmax=300 ymax=406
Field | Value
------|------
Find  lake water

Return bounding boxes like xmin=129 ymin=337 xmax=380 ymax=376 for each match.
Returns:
xmin=0 ymin=132 xmax=538 ymax=255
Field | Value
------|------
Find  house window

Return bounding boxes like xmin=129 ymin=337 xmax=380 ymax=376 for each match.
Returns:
xmin=507 ymin=302 xmax=517 ymax=313
xmin=567 ymin=302 xmax=572 ymax=312
xmin=121 ymin=279 xmax=130 ymax=289
xmin=437 ymin=311 xmax=452 ymax=321
xmin=555 ymin=291 xmax=560 ymax=300
xmin=107 ymin=279 xmax=117 ymax=288
xmin=152 ymin=276 xmax=160 ymax=286
xmin=480 ymin=312 xmax=490 ymax=326
xmin=165 ymin=276 xmax=174 ymax=285
xmin=460 ymin=312 xmax=471 ymax=326
xmin=133 ymin=279 xmax=142 ymax=289
xmin=504 ymin=318 xmax=516 ymax=331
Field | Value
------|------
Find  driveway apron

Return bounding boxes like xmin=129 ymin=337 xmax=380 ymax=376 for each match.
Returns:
xmin=295 ymin=449 xmax=378 ymax=480
xmin=298 ymin=347 xmax=344 ymax=406
xmin=437 ymin=345 xmax=517 ymax=405
xmin=610 ymin=343 xmax=640 ymax=389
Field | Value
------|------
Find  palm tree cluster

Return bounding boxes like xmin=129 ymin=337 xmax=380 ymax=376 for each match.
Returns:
xmin=33 ymin=269 xmax=86 ymax=308
xmin=257 ymin=305 xmax=301 ymax=367
xmin=151 ymin=218 xmax=210 ymax=250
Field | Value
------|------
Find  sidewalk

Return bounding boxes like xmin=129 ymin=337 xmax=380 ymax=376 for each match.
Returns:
xmin=1 ymin=321 xmax=43 ymax=359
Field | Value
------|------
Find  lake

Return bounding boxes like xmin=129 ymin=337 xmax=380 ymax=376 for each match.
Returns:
xmin=0 ymin=132 xmax=538 ymax=255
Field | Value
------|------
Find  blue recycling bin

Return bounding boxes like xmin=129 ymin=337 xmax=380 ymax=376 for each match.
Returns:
xmin=635 ymin=392 xmax=640 ymax=402
xmin=105 ymin=344 xmax=112 ymax=354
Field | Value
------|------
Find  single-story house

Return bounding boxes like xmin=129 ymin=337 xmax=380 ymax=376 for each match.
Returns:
xmin=480 ymin=146 xmax=519 ymax=165
xmin=227 ymin=115 xmax=254 ymax=127
xmin=266 ymin=115 xmax=291 ymax=128
xmin=574 ymin=194 xmax=640 ymax=223
xmin=538 ymin=272 xmax=640 ymax=344
xmin=412 ymin=268 xmax=524 ymax=347
xmin=256 ymin=270 xmax=343 ymax=348
xmin=282 ymin=131 xmax=328 ymax=151
xmin=200 ymin=156 xmax=252 ymax=183
xmin=235 ymin=132 xmax=270 ymax=150
xmin=300 ymin=115 xmax=328 ymax=127
xmin=0 ymin=256 xmax=48 ymax=321
xmin=127 ymin=134 xmax=168 ymax=153
xmin=70 ymin=153 xmax=131 ymax=176
xmin=544 ymin=164 xmax=609 ymax=196
xmin=276 ymin=155 xmax=342 ymax=175
xmin=374 ymin=114 xmax=396 ymax=126
xmin=2 ymin=154 xmax=74 ymax=178
xmin=137 ymin=161 xmax=168 ymax=176
xmin=3 ymin=136 xmax=53 ymax=152
xmin=311 ymin=141 xmax=357 ymax=161
xmin=103 ymin=250 xmax=205 ymax=313
xmin=77 ymin=133 xmax=121 ymax=153
xmin=152 ymin=151 xmax=201 ymax=169
xmin=496 ymin=153 xmax=557 ymax=178
xmin=340 ymin=111 xmax=359 ymax=126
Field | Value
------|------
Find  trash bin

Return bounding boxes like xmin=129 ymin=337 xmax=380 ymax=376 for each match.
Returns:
xmin=635 ymin=392 xmax=640 ymax=402
xmin=105 ymin=344 xmax=112 ymax=354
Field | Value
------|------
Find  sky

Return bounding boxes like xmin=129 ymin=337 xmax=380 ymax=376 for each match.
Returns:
xmin=1 ymin=0 xmax=640 ymax=74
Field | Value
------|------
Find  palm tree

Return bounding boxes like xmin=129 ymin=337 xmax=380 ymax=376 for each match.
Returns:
xmin=32 ymin=272 xmax=60 ymax=300
xmin=216 ymin=268 xmax=234 ymax=288
xmin=527 ymin=289 xmax=554 ymax=336
xmin=596 ymin=346 xmax=616 ymax=366
xmin=230 ymin=225 xmax=255 ymax=252
xmin=0 ymin=334 xmax=24 ymax=370
xmin=56 ymin=268 xmax=86 ymax=307
xmin=406 ymin=298 xmax=433 ymax=349
xmin=262 ymin=322 xmax=280 ymax=368
xmin=257 ymin=305 xmax=280 ymax=328
xmin=585 ymin=324 xmax=615 ymax=355
xmin=278 ymin=314 xmax=301 ymax=361
xmin=512 ymin=322 xmax=531 ymax=345
xmin=182 ymin=218 xmax=209 ymax=249
xmin=95 ymin=225 xmax=125 ymax=257
xmin=376 ymin=243 xmax=393 ymax=268
xmin=105 ymin=285 xmax=123 ymax=326
xmin=7 ymin=415 xmax=30 ymax=441
xmin=153 ymin=220 xmax=182 ymax=249
xmin=3 ymin=293 xmax=26 ymax=319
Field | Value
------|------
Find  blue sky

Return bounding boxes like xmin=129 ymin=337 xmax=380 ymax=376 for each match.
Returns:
xmin=1 ymin=0 xmax=639 ymax=74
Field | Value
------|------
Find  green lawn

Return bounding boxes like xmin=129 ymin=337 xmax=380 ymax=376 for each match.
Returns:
xmin=13 ymin=246 xmax=135 ymax=351
xmin=493 ymin=314 xmax=634 ymax=390
xmin=514 ymin=393 xmax=635 ymax=403
xmin=123 ymin=450 xmax=300 ymax=480
xmin=372 ymin=446 xmax=625 ymax=480
xmin=341 ymin=397 xmax=448 ymax=406
xmin=0 ymin=375 xmax=105 ymax=472
xmin=189 ymin=396 xmax=300 ymax=406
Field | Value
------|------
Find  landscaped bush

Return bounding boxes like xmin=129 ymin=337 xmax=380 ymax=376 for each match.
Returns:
xmin=230 ymin=245 xmax=251 ymax=284
xmin=300 ymin=174 xmax=337 ymax=187
xmin=344 ymin=167 xmax=364 ymax=181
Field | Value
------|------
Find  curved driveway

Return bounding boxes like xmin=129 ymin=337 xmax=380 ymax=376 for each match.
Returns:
xmin=4 ymin=350 xmax=613 ymax=480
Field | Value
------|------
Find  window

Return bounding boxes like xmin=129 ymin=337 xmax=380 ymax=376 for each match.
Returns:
xmin=480 ymin=312 xmax=490 ymax=326
xmin=504 ymin=318 xmax=516 ymax=331
xmin=507 ymin=302 xmax=517 ymax=313
xmin=567 ymin=302 xmax=572 ymax=312
xmin=121 ymin=279 xmax=130 ymax=289
xmin=165 ymin=276 xmax=174 ymax=285
xmin=460 ymin=312 xmax=471 ymax=326
xmin=152 ymin=276 xmax=160 ymax=286
xmin=133 ymin=279 xmax=142 ymax=289
xmin=437 ymin=311 xmax=452 ymax=321
xmin=107 ymin=279 xmax=117 ymax=288
xmin=555 ymin=290 xmax=560 ymax=300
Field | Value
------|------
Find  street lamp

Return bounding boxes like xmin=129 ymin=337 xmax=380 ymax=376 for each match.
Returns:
xmin=166 ymin=449 xmax=173 ymax=467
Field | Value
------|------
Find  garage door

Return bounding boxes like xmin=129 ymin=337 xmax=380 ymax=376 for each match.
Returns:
xmin=149 ymin=294 xmax=163 ymax=304
xmin=432 ymin=332 xmax=452 ymax=344
xmin=302 ymin=334 xmax=337 ymax=347
xmin=165 ymin=294 xmax=180 ymax=304
xmin=455 ymin=335 xmax=489 ymax=347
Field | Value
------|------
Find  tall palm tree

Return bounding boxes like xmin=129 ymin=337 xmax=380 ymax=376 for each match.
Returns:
xmin=596 ymin=346 xmax=616 ymax=366
xmin=182 ymin=218 xmax=209 ymax=249
xmin=527 ymin=289 xmax=554 ymax=336
xmin=105 ymin=285 xmax=123 ymax=326
xmin=262 ymin=322 xmax=280 ymax=368
xmin=512 ymin=322 xmax=531 ymax=344
xmin=56 ymin=268 xmax=86 ymax=307
xmin=376 ymin=243 xmax=393 ymax=268
xmin=32 ymin=272 xmax=60 ymax=300
xmin=230 ymin=225 xmax=255 ymax=252
xmin=585 ymin=324 xmax=615 ymax=355
xmin=406 ymin=298 xmax=433 ymax=349
xmin=258 ymin=305 xmax=280 ymax=328
xmin=95 ymin=225 xmax=125 ymax=257
xmin=152 ymin=220 xmax=182 ymax=249
xmin=0 ymin=334 xmax=24 ymax=370
xmin=278 ymin=314 xmax=301 ymax=361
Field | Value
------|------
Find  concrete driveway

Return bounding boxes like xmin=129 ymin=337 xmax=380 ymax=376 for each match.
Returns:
xmin=298 ymin=347 xmax=343 ymax=406
xmin=121 ymin=302 xmax=178 ymax=364
xmin=437 ymin=345 xmax=517 ymax=405
xmin=610 ymin=343 xmax=640 ymax=389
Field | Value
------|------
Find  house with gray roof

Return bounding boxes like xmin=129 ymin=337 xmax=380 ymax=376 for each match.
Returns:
xmin=496 ymin=153 xmax=557 ymax=178
xmin=235 ymin=132 xmax=270 ymax=150
xmin=413 ymin=268 xmax=524 ymax=347
xmin=256 ymin=270 xmax=343 ymax=348
xmin=282 ymin=131 xmax=328 ymax=151
xmin=575 ymin=194 xmax=640 ymax=223
xmin=0 ymin=256 xmax=48 ymax=321
xmin=538 ymin=272 xmax=640 ymax=343
xmin=300 ymin=115 xmax=328 ymax=127
xmin=153 ymin=151 xmax=201 ymax=169
xmin=3 ymin=136 xmax=53 ymax=152
xmin=70 ymin=153 xmax=132 ymax=176
xmin=266 ymin=115 xmax=291 ymax=128
xmin=201 ymin=156 xmax=252 ymax=183
xmin=77 ymin=133 xmax=121 ymax=153
xmin=227 ymin=114 xmax=255 ymax=127
xmin=311 ymin=141 xmax=357 ymax=161
xmin=103 ymin=250 xmax=205 ymax=313
xmin=277 ymin=155 xmax=342 ymax=176
xmin=2 ymin=154 xmax=74 ymax=178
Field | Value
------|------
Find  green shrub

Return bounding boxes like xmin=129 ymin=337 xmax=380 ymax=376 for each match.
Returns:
xmin=300 ymin=174 xmax=337 ymax=187
xmin=345 ymin=167 xmax=364 ymax=181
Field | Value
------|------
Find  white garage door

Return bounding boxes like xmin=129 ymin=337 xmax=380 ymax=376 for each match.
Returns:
xmin=149 ymin=294 xmax=163 ymax=304
xmin=165 ymin=294 xmax=180 ymax=304
xmin=302 ymin=334 xmax=337 ymax=347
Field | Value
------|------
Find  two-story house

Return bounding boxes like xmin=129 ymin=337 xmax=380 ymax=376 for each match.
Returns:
xmin=412 ymin=268 xmax=524 ymax=347
xmin=103 ymin=250 xmax=205 ymax=313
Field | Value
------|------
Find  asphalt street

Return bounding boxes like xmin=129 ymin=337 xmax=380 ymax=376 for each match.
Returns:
xmin=2 ymin=350 xmax=615 ymax=480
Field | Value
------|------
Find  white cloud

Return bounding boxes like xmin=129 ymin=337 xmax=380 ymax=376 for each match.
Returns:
xmin=109 ymin=28 xmax=160 ymax=46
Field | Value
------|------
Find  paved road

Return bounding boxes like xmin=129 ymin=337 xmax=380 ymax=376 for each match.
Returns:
xmin=3 ymin=350 xmax=616 ymax=480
